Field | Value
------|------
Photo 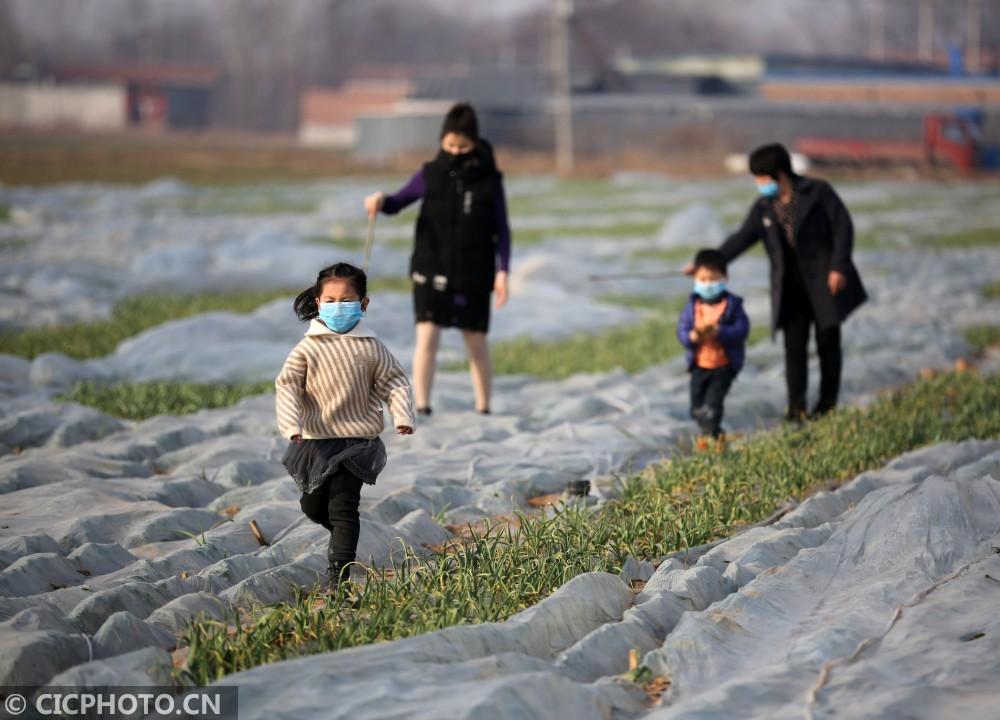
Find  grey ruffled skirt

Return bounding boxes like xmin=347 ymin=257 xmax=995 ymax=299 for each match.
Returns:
xmin=281 ymin=436 xmax=387 ymax=495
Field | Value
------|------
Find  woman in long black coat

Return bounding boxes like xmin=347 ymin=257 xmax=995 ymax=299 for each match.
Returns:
xmin=695 ymin=143 xmax=867 ymax=420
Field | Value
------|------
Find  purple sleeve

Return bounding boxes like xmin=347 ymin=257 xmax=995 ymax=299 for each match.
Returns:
xmin=381 ymin=170 xmax=425 ymax=215
xmin=495 ymin=180 xmax=511 ymax=273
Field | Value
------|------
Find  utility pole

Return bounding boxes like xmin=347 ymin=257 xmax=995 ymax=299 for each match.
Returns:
xmin=869 ymin=0 xmax=886 ymax=61
xmin=918 ymin=0 xmax=934 ymax=63
xmin=551 ymin=0 xmax=574 ymax=176
xmin=967 ymin=0 xmax=982 ymax=73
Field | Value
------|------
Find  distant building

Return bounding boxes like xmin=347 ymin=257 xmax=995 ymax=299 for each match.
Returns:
xmin=761 ymin=75 xmax=1000 ymax=105
xmin=299 ymin=65 xmax=552 ymax=159
xmin=303 ymin=53 xmax=1000 ymax=161
xmin=57 ymin=63 xmax=220 ymax=130
xmin=299 ymin=80 xmax=413 ymax=147
xmin=612 ymin=51 xmax=1000 ymax=109
xmin=0 ymin=62 xmax=220 ymax=132
xmin=0 ymin=82 xmax=126 ymax=131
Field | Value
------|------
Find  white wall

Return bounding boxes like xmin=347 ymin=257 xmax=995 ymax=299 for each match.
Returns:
xmin=298 ymin=123 xmax=355 ymax=148
xmin=0 ymin=83 xmax=126 ymax=130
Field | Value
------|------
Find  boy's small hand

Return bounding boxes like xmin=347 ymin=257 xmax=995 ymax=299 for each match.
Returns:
xmin=397 ymin=425 xmax=414 ymax=435
xmin=688 ymin=329 xmax=700 ymax=343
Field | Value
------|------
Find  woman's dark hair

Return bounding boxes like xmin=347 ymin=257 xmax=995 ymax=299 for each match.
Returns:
xmin=293 ymin=262 xmax=367 ymax=321
xmin=748 ymin=143 xmax=794 ymax=180
xmin=440 ymin=102 xmax=479 ymax=142
xmin=693 ymin=248 xmax=727 ymax=275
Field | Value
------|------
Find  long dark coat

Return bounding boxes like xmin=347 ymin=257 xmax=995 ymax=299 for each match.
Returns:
xmin=719 ymin=175 xmax=867 ymax=335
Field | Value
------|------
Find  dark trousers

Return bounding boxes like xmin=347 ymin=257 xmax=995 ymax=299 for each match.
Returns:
xmin=690 ymin=365 xmax=736 ymax=438
xmin=299 ymin=467 xmax=364 ymax=582
xmin=780 ymin=274 xmax=842 ymax=414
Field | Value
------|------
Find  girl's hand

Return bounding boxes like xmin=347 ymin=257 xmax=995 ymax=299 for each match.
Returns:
xmin=364 ymin=192 xmax=385 ymax=219
xmin=397 ymin=425 xmax=414 ymax=435
xmin=291 ymin=434 xmax=303 ymax=444
xmin=688 ymin=329 xmax=700 ymax=343
xmin=494 ymin=271 xmax=509 ymax=309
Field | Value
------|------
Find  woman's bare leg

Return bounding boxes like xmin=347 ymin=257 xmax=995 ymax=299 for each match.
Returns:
xmin=413 ymin=322 xmax=441 ymax=410
xmin=462 ymin=330 xmax=492 ymax=412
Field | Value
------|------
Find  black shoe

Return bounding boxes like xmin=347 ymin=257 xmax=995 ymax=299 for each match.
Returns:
xmin=784 ymin=407 xmax=806 ymax=423
xmin=477 ymin=408 xmax=491 ymax=415
xmin=416 ymin=407 xmax=433 ymax=417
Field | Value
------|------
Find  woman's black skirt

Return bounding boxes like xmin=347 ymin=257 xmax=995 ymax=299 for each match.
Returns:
xmin=413 ymin=283 xmax=490 ymax=333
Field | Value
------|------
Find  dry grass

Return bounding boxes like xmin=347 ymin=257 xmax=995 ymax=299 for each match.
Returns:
xmin=2 ymin=128 xmax=970 ymax=187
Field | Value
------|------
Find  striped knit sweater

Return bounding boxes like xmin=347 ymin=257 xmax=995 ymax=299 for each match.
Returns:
xmin=275 ymin=319 xmax=415 ymax=440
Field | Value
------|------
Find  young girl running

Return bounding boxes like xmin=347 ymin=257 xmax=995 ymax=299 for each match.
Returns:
xmin=276 ymin=262 xmax=415 ymax=593
xmin=364 ymin=102 xmax=512 ymax=416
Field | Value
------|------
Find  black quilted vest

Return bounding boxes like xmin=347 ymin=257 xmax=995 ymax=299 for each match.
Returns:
xmin=412 ymin=140 xmax=501 ymax=295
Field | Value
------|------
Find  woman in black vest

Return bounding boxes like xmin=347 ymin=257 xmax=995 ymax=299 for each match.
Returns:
xmin=364 ymin=103 xmax=511 ymax=416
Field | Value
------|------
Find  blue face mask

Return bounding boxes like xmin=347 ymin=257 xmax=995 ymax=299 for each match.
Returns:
xmin=757 ymin=180 xmax=779 ymax=198
xmin=318 ymin=301 xmax=363 ymax=334
xmin=694 ymin=280 xmax=727 ymax=300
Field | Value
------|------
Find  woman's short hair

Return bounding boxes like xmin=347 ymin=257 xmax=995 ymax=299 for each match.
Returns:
xmin=749 ymin=143 xmax=794 ymax=180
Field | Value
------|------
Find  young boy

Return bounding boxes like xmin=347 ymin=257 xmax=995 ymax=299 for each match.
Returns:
xmin=676 ymin=249 xmax=750 ymax=439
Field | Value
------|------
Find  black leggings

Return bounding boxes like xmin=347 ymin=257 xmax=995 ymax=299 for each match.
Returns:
xmin=780 ymin=274 xmax=842 ymax=414
xmin=690 ymin=365 xmax=736 ymax=438
xmin=299 ymin=468 xmax=364 ymax=574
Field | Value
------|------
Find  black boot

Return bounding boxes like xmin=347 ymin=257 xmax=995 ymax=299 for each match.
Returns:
xmin=327 ymin=560 xmax=349 ymax=596
xmin=784 ymin=405 xmax=807 ymax=423
xmin=808 ymin=400 xmax=836 ymax=420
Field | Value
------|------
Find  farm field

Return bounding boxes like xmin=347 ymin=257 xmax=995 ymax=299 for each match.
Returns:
xmin=1 ymin=173 xmax=999 ymax=717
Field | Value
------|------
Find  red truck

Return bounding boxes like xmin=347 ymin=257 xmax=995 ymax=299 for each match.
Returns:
xmin=796 ymin=113 xmax=999 ymax=173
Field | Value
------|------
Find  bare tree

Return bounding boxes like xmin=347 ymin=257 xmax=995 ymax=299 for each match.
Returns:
xmin=0 ymin=1 xmax=23 ymax=75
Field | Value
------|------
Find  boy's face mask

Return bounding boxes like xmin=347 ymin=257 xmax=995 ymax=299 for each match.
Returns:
xmin=318 ymin=301 xmax=363 ymax=333
xmin=694 ymin=280 xmax=727 ymax=300
xmin=756 ymin=180 xmax=779 ymax=198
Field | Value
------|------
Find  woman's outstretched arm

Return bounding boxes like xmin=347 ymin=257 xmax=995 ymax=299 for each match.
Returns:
xmin=381 ymin=171 xmax=426 ymax=215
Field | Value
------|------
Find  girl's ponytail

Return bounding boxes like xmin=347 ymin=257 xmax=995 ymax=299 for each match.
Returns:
xmin=293 ymin=287 xmax=319 ymax=321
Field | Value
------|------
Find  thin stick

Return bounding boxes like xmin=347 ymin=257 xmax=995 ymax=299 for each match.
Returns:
xmin=588 ymin=271 xmax=686 ymax=281
xmin=363 ymin=214 xmax=376 ymax=272
xmin=249 ymin=520 xmax=269 ymax=547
